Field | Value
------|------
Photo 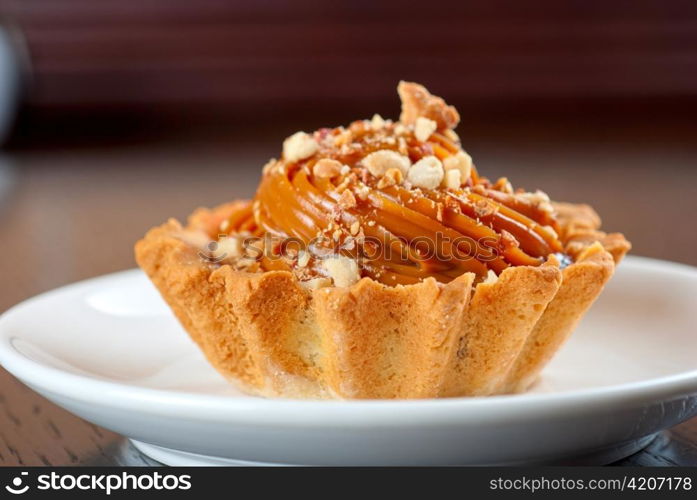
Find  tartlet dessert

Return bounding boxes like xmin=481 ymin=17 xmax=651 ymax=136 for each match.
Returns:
xmin=136 ymin=82 xmax=630 ymax=399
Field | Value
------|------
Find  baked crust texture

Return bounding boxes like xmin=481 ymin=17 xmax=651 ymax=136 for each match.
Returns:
xmin=135 ymin=201 xmax=630 ymax=399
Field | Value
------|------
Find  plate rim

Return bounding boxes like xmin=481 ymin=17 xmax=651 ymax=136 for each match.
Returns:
xmin=1 ymin=255 xmax=697 ymax=428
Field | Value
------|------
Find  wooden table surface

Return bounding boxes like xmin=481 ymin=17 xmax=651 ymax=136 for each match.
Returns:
xmin=0 ymin=131 xmax=695 ymax=466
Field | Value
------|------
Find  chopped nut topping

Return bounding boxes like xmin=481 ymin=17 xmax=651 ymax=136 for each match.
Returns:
xmin=397 ymin=137 xmax=408 ymax=155
xmin=338 ymin=189 xmax=357 ymax=209
xmin=377 ymin=167 xmax=404 ymax=189
xmin=397 ymin=81 xmax=460 ymax=130
xmin=235 ymin=257 xmax=258 ymax=270
xmin=407 ymin=156 xmax=444 ymax=189
xmin=212 ymin=235 xmax=243 ymax=260
xmin=300 ymin=277 xmax=332 ymax=290
xmin=359 ymin=168 xmax=370 ymax=184
xmin=362 ymin=150 xmax=411 ymax=177
xmin=376 ymin=178 xmax=389 ymax=189
xmin=355 ymin=228 xmax=366 ymax=244
xmin=370 ymin=113 xmax=386 ymax=129
xmin=414 ymin=116 xmax=437 ymax=142
xmin=483 ymin=269 xmax=498 ymax=284
xmin=178 ymin=230 xmax=210 ymax=252
xmin=493 ymin=177 xmax=513 ymax=194
xmin=246 ymin=83 xmax=571 ymax=288
xmin=252 ymin=200 xmax=261 ymax=225
xmin=283 ymin=131 xmax=319 ymax=163
xmin=516 ymin=190 xmax=554 ymax=214
xmin=471 ymin=184 xmax=486 ymax=196
xmin=334 ymin=175 xmax=351 ymax=193
xmin=313 ymin=158 xmax=343 ymax=178
xmin=321 ymin=255 xmax=360 ymax=288
xmin=261 ymin=158 xmax=277 ymax=175
xmin=474 ymin=198 xmax=496 ymax=217
xmin=500 ymin=229 xmax=520 ymax=248
xmin=443 ymin=151 xmax=472 ymax=181
xmin=442 ymin=168 xmax=462 ymax=189
xmin=444 ymin=129 xmax=460 ymax=143
xmin=355 ymin=184 xmax=370 ymax=200
xmin=333 ymin=129 xmax=352 ymax=147
xmin=297 ymin=251 xmax=310 ymax=268
xmin=394 ymin=123 xmax=408 ymax=136
xmin=518 ymin=189 xmax=550 ymax=203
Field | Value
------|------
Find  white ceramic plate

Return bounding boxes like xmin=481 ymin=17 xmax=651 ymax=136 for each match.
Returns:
xmin=1 ymin=256 xmax=696 ymax=465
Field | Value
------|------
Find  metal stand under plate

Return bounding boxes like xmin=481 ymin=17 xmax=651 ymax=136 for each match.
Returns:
xmin=131 ymin=434 xmax=657 ymax=467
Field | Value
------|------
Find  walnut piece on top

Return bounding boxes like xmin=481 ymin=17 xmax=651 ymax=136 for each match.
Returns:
xmin=397 ymin=81 xmax=460 ymax=131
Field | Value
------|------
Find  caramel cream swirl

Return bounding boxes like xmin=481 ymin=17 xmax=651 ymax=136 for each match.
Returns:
xmin=219 ymin=111 xmax=564 ymax=286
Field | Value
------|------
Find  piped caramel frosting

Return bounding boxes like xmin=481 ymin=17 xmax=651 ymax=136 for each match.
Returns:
xmin=218 ymin=82 xmax=564 ymax=286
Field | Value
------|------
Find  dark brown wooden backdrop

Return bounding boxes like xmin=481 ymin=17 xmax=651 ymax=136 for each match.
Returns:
xmin=3 ymin=0 xmax=697 ymax=147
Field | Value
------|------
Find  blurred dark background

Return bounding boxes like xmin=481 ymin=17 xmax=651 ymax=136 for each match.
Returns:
xmin=5 ymin=0 xmax=697 ymax=147
xmin=0 ymin=0 xmax=696 ymax=311
xmin=0 ymin=0 xmax=697 ymax=465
